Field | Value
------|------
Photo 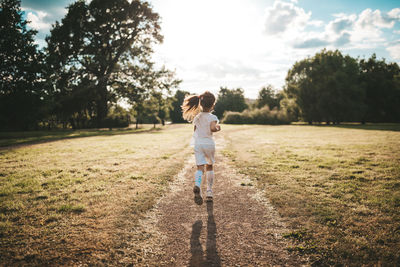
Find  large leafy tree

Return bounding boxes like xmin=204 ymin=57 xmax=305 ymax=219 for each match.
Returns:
xmin=46 ymin=0 xmax=163 ymax=127
xmin=285 ymin=49 xmax=365 ymax=124
xmin=214 ymin=87 xmax=248 ymax=119
xmin=0 ymin=0 xmax=45 ymax=130
xmin=359 ymin=54 xmax=400 ymax=123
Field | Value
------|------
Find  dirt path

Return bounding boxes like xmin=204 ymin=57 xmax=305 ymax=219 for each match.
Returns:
xmin=133 ymin=136 xmax=309 ymax=266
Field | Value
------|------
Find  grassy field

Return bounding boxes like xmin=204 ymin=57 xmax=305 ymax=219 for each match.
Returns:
xmin=1 ymin=123 xmax=399 ymax=266
xmin=222 ymin=124 xmax=400 ymax=266
xmin=0 ymin=124 xmax=193 ymax=265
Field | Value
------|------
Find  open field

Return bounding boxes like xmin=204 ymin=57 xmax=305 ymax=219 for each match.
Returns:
xmin=0 ymin=124 xmax=193 ymax=265
xmin=1 ymin=123 xmax=399 ymax=266
xmin=222 ymin=124 xmax=400 ymax=265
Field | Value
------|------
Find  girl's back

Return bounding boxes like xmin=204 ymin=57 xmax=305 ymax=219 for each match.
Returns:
xmin=193 ymin=112 xmax=219 ymax=142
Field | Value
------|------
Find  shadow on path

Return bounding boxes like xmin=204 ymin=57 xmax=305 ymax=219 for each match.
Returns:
xmin=190 ymin=202 xmax=221 ymax=267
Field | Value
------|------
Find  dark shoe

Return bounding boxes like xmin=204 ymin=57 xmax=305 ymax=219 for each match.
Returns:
xmin=193 ymin=185 xmax=203 ymax=205
xmin=193 ymin=185 xmax=200 ymax=193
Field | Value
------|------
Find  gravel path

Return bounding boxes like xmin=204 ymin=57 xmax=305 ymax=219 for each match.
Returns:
xmin=137 ymin=136 xmax=309 ymax=266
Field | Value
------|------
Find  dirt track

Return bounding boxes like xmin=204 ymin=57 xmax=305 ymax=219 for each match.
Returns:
xmin=136 ymin=136 xmax=309 ymax=266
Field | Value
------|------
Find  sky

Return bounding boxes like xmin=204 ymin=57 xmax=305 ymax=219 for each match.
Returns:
xmin=21 ymin=0 xmax=400 ymax=98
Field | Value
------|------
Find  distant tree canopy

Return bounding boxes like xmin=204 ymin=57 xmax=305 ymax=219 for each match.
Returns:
xmin=214 ymin=87 xmax=248 ymax=118
xmin=169 ymin=90 xmax=190 ymax=123
xmin=256 ymin=85 xmax=283 ymax=110
xmin=283 ymin=49 xmax=400 ymax=124
xmin=0 ymin=0 xmax=45 ymax=130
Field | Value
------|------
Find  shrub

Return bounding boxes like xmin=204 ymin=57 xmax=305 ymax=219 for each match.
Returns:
xmin=103 ymin=116 xmax=130 ymax=128
xmin=104 ymin=105 xmax=130 ymax=128
xmin=222 ymin=106 xmax=291 ymax=125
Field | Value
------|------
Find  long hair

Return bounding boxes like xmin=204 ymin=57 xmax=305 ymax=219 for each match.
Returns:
xmin=181 ymin=91 xmax=216 ymax=122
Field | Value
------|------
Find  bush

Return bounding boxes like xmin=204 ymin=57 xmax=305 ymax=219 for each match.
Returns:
xmin=104 ymin=105 xmax=130 ymax=128
xmin=222 ymin=106 xmax=292 ymax=125
xmin=103 ymin=116 xmax=130 ymax=128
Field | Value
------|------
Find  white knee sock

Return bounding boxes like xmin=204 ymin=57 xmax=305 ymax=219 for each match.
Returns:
xmin=194 ymin=170 xmax=203 ymax=187
xmin=206 ymin=171 xmax=214 ymax=191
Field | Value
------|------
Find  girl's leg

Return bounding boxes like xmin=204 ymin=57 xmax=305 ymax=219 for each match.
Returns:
xmin=206 ymin=164 xmax=214 ymax=194
xmin=193 ymin=165 xmax=204 ymax=205
xmin=194 ymin=165 xmax=204 ymax=188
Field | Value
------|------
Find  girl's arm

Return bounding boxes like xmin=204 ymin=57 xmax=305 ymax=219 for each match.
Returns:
xmin=210 ymin=121 xmax=221 ymax=132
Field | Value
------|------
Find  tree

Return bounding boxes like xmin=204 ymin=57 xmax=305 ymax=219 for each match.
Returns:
xmin=120 ymin=64 xmax=180 ymax=128
xmin=139 ymin=96 xmax=160 ymax=128
xmin=214 ymin=87 xmax=248 ymax=119
xmin=151 ymin=90 xmax=170 ymax=126
xmin=284 ymin=49 xmax=365 ymax=124
xmin=0 ymin=0 xmax=45 ymax=130
xmin=279 ymin=91 xmax=299 ymax=121
xmin=169 ymin=90 xmax=190 ymax=123
xmin=256 ymin=85 xmax=283 ymax=109
xmin=46 ymin=0 xmax=163 ymax=127
xmin=359 ymin=54 xmax=400 ymax=123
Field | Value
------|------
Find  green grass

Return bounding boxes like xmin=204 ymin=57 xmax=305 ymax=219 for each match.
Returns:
xmin=0 ymin=124 xmax=193 ymax=265
xmin=223 ymin=124 xmax=400 ymax=266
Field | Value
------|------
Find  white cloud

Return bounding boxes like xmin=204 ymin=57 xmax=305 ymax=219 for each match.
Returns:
xmin=195 ymin=60 xmax=262 ymax=80
xmin=264 ymin=0 xmax=311 ymax=35
xmin=334 ymin=32 xmax=351 ymax=46
xmin=347 ymin=8 xmax=400 ymax=47
xmin=388 ymin=8 xmax=400 ymax=19
xmin=296 ymin=7 xmax=400 ymax=50
xmin=307 ymin=20 xmax=324 ymax=27
xmin=27 ymin=11 xmax=51 ymax=30
xmin=387 ymin=43 xmax=400 ymax=59
xmin=356 ymin=9 xmax=395 ymax=30
xmin=326 ymin=14 xmax=356 ymax=34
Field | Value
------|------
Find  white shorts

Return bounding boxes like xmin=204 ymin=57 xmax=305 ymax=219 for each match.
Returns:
xmin=194 ymin=143 xmax=215 ymax=166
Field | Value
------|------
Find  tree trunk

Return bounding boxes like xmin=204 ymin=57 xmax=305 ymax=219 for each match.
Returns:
xmin=96 ymin=84 xmax=108 ymax=128
xmin=69 ymin=118 xmax=76 ymax=130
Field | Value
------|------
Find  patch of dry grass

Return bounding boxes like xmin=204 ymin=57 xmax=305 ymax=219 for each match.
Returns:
xmin=0 ymin=124 xmax=193 ymax=265
xmin=223 ymin=124 xmax=400 ymax=266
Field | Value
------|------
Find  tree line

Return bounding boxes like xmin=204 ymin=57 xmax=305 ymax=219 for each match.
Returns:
xmin=2 ymin=0 xmax=399 ymax=130
xmin=169 ymin=49 xmax=399 ymax=125
xmin=0 ymin=0 xmax=180 ymax=130
xmin=284 ymin=49 xmax=400 ymax=124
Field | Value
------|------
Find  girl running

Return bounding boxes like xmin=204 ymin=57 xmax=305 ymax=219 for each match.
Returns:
xmin=182 ymin=91 xmax=221 ymax=204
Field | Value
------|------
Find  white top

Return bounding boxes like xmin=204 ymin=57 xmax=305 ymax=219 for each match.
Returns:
xmin=192 ymin=112 xmax=219 ymax=145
